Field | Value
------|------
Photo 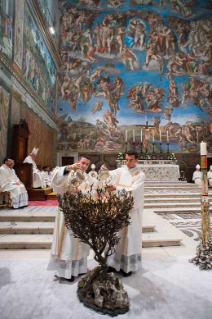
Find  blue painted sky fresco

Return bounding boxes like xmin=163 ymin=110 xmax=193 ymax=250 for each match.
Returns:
xmin=57 ymin=0 xmax=212 ymax=153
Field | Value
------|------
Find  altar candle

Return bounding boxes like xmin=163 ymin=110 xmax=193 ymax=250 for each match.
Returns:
xmin=167 ymin=130 xmax=169 ymax=142
xmin=153 ymin=130 xmax=154 ymax=142
xmin=125 ymin=130 xmax=128 ymax=143
xmin=141 ymin=130 xmax=143 ymax=142
xmin=133 ymin=129 xmax=135 ymax=142
xmin=200 ymin=141 xmax=207 ymax=155
xmin=159 ymin=130 xmax=161 ymax=142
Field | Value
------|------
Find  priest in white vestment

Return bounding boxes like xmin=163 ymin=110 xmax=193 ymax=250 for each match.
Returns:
xmin=207 ymin=165 xmax=212 ymax=187
xmin=0 ymin=158 xmax=28 ymax=208
xmin=192 ymin=164 xmax=202 ymax=186
xmin=23 ymin=148 xmax=47 ymax=189
xmin=48 ymin=155 xmax=95 ymax=282
xmin=105 ymin=150 xmax=145 ymax=277
xmin=88 ymin=164 xmax=98 ymax=179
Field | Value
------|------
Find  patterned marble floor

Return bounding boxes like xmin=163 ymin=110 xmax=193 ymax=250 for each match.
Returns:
xmin=158 ymin=212 xmax=212 ymax=241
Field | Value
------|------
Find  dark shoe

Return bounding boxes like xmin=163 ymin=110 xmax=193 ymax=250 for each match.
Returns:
xmin=121 ymin=270 xmax=132 ymax=277
xmin=107 ymin=266 xmax=117 ymax=273
xmin=64 ymin=276 xmax=75 ymax=282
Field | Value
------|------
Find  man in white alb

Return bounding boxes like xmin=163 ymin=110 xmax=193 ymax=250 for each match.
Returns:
xmin=48 ymin=155 xmax=95 ymax=282
xmin=104 ymin=150 xmax=145 ymax=277
xmin=192 ymin=164 xmax=202 ymax=186
xmin=0 ymin=158 xmax=28 ymax=208
xmin=23 ymin=148 xmax=47 ymax=189
xmin=207 ymin=165 xmax=212 ymax=187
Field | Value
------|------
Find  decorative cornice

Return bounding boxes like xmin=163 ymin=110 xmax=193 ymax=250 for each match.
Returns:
xmin=0 ymin=52 xmax=57 ymax=126
xmin=27 ymin=0 xmax=61 ymax=70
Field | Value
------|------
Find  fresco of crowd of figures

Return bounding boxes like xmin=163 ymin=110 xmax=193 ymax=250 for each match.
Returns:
xmin=59 ymin=0 xmax=212 ymax=154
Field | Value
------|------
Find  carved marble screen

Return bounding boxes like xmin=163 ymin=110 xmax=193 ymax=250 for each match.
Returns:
xmin=57 ymin=0 xmax=212 ymax=157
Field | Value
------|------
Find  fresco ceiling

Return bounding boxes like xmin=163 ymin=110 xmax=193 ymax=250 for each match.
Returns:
xmin=57 ymin=0 xmax=212 ymax=154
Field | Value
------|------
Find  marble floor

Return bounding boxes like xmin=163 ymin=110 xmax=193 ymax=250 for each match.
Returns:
xmin=0 ymin=256 xmax=212 ymax=319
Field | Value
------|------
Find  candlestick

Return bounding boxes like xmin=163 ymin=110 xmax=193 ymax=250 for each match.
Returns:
xmin=125 ymin=141 xmax=128 ymax=154
xmin=200 ymin=142 xmax=207 ymax=156
xmin=159 ymin=130 xmax=162 ymax=142
xmin=125 ymin=130 xmax=128 ymax=143
xmin=160 ymin=142 xmax=163 ymax=159
xmin=167 ymin=142 xmax=170 ymax=159
xmin=167 ymin=130 xmax=169 ymax=142
xmin=152 ymin=142 xmax=155 ymax=159
xmin=141 ymin=130 xmax=142 ymax=142
xmin=153 ymin=130 xmax=154 ymax=142
xmin=133 ymin=129 xmax=135 ymax=142
xmin=140 ymin=142 xmax=143 ymax=159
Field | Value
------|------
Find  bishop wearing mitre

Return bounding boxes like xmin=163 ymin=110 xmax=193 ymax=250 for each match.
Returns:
xmin=192 ymin=164 xmax=202 ymax=186
xmin=0 ymin=158 xmax=28 ymax=208
xmin=23 ymin=148 xmax=47 ymax=189
xmin=48 ymin=155 xmax=95 ymax=282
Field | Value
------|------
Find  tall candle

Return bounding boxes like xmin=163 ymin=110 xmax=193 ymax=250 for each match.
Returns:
xmin=167 ymin=130 xmax=169 ymax=142
xmin=133 ymin=129 xmax=135 ymax=142
xmin=125 ymin=130 xmax=128 ymax=143
xmin=141 ymin=129 xmax=143 ymax=142
xmin=200 ymin=142 xmax=207 ymax=155
xmin=159 ymin=130 xmax=161 ymax=142
xmin=153 ymin=130 xmax=154 ymax=142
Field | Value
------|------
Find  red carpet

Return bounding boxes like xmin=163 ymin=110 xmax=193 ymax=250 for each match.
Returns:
xmin=28 ymin=200 xmax=58 ymax=206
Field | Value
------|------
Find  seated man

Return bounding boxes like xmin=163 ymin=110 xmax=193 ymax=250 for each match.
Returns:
xmin=23 ymin=148 xmax=47 ymax=189
xmin=207 ymin=165 xmax=212 ymax=187
xmin=192 ymin=164 xmax=202 ymax=186
xmin=0 ymin=158 xmax=28 ymax=209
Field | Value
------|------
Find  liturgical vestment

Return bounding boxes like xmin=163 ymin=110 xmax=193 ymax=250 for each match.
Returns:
xmin=23 ymin=155 xmax=47 ymax=189
xmin=48 ymin=166 xmax=92 ymax=279
xmin=107 ymin=166 xmax=145 ymax=273
xmin=0 ymin=164 xmax=28 ymax=208
xmin=207 ymin=170 xmax=212 ymax=186
xmin=192 ymin=170 xmax=202 ymax=186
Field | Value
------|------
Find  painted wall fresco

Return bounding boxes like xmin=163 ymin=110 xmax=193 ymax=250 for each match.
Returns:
xmin=23 ymin=3 xmax=57 ymax=111
xmin=0 ymin=0 xmax=14 ymax=59
xmin=57 ymin=0 xmax=212 ymax=155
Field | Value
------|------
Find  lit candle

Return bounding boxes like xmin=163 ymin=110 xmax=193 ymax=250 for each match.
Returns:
xmin=141 ymin=129 xmax=143 ymax=142
xmin=125 ymin=130 xmax=128 ymax=143
xmin=153 ymin=130 xmax=154 ymax=142
xmin=133 ymin=129 xmax=135 ymax=142
xmin=159 ymin=130 xmax=161 ymax=142
xmin=200 ymin=141 xmax=207 ymax=155
xmin=167 ymin=130 xmax=169 ymax=142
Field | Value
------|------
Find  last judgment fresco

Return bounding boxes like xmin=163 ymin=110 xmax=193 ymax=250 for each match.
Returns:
xmin=57 ymin=0 xmax=212 ymax=154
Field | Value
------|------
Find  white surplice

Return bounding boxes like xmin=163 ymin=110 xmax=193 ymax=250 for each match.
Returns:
xmin=48 ymin=166 xmax=92 ymax=279
xmin=192 ymin=170 xmax=202 ymax=186
xmin=88 ymin=170 xmax=98 ymax=179
xmin=0 ymin=164 xmax=28 ymax=208
xmin=23 ymin=156 xmax=47 ymax=188
xmin=207 ymin=171 xmax=212 ymax=186
xmin=107 ymin=166 xmax=145 ymax=273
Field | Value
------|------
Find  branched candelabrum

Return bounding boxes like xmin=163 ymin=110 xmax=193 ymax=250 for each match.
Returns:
xmin=125 ymin=142 xmax=128 ymax=154
xmin=167 ymin=142 xmax=170 ymax=159
xmin=140 ymin=142 xmax=143 ymax=159
xmin=152 ymin=142 xmax=155 ymax=159
xmin=160 ymin=142 xmax=163 ymax=159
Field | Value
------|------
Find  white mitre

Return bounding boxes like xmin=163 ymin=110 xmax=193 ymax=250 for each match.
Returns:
xmin=210 ymin=165 xmax=212 ymax=171
xmin=91 ymin=164 xmax=96 ymax=169
xmin=196 ymin=164 xmax=200 ymax=170
xmin=30 ymin=147 xmax=39 ymax=156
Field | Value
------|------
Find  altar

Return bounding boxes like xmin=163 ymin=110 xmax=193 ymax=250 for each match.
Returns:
xmin=117 ymin=160 xmax=180 ymax=181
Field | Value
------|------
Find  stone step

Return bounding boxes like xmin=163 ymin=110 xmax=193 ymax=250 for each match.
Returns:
xmin=152 ymin=207 xmax=207 ymax=214
xmin=0 ymin=222 xmax=55 ymax=234
xmin=144 ymin=193 xmax=203 ymax=198
xmin=144 ymin=198 xmax=202 ymax=204
xmin=0 ymin=233 xmax=180 ymax=249
xmin=144 ymin=186 xmax=200 ymax=191
xmin=145 ymin=181 xmax=188 ymax=184
xmin=144 ymin=202 xmax=204 ymax=209
xmin=0 ymin=211 xmax=56 ymax=222
xmin=145 ymin=184 xmax=198 ymax=188
xmin=0 ymin=222 xmax=156 ymax=235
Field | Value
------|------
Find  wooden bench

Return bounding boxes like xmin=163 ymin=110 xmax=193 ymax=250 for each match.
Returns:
xmin=0 ymin=191 xmax=12 ymax=208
